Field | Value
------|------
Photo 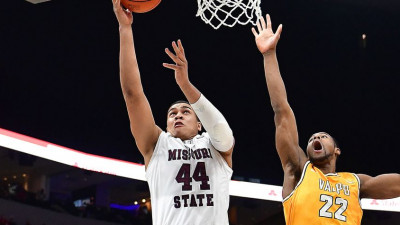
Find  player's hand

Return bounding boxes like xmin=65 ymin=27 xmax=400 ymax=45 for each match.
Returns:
xmin=112 ymin=0 xmax=133 ymax=27
xmin=163 ymin=40 xmax=190 ymax=87
xmin=252 ymin=14 xmax=283 ymax=55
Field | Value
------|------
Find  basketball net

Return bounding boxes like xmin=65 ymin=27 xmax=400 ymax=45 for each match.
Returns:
xmin=196 ymin=0 xmax=262 ymax=29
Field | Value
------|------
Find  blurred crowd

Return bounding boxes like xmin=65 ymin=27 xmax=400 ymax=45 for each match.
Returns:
xmin=0 ymin=182 xmax=151 ymax=225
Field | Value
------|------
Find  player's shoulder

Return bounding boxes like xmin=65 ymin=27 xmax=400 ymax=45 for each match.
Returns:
xmin=353 ymin=174 xmax=372 ymax=186
xmin=157 ymin=130 xmax=170 ymax=140
xmin=337 ymin=172 xmax=362 ymax=186
xmin=337 ymin=171 xmax=358 ymax=178
xmin=198 ymin=131 xmax=209 ymax=138
xmin=198 ymin=132 xmax=215 ymax=146
xmin=154 ymin=131 xmax=175 ymax=148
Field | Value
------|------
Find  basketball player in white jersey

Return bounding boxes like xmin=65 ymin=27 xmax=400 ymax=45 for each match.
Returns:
xmin=112 ymin=1 xmax=234 ymax=224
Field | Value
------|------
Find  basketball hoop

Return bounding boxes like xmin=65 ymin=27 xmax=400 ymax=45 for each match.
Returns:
xmin=196 ymin=0 xmax=262 ymax=29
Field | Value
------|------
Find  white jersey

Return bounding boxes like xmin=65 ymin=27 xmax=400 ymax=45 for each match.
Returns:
xmin=146 ymin=131 xmax=233 ymax=225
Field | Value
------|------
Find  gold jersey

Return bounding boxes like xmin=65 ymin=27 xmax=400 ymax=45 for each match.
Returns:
xmin=283 ymin=161 xmax=363 ymax=225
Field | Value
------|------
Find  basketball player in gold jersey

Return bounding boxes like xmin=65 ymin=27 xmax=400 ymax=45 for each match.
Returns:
xmin=252 ymin=14 xmax=400 ymax=224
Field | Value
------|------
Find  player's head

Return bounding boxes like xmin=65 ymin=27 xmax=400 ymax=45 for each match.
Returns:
xmin=166 ymin=100 xmax=202 ymax=140
xmin=306 ymin=132 xmax=341 ymax=166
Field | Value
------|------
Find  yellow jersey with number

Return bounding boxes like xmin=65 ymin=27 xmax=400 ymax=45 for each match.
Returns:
xmin=283 ymin=161 xmax=363 ymax=225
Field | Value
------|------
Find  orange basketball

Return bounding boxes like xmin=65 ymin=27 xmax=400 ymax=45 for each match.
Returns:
xmin=121 ymin=0 xmax=162 ymax=13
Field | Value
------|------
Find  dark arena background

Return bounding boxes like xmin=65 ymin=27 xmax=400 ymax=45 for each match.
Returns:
xmin=0 ymin=0 xmax=399 ymax=224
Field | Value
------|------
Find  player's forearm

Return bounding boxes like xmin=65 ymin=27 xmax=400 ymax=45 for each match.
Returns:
xmin=177 ymin=80 xmax=201 ymax=104
xmin=179 ymin=80 xmax=234 ymax=151
xmin=191 ymin=94 xmax=233 ymax=152
xmin=119 ymin=25 xmax=144 ymax=97
xmin=263 ymin=51 xmax=289 ymax=112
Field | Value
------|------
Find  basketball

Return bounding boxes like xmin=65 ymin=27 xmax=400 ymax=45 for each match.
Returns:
xmin=121 ymin=0 xmax=161 ymax=13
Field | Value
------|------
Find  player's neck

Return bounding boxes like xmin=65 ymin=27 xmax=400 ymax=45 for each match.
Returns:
xmin=177 ymin=132 xmax=198 ymax=141
xmin=314 ymin=161 xmax=336 ymax=174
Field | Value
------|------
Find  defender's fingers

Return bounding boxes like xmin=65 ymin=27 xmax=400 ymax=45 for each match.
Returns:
xmin=260 ymin=15 xmax=267 ymax=29
xmin=266 ymin=14 xmax=272 ymax=29
xmin=275 ymin=24 xmax=283 ymax=36
xmin=163 ymin=63 xmax=180 ymax=70
xmin=251 ymin=27 xmax=258 ymax=37
xmin=256 ymin=20 xmax=262 ymax=33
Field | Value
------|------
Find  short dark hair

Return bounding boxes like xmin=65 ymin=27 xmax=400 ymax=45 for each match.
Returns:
xmin=168 ymin=100 xmax=190 ymax=109
xmin=167 ymin=100 xmax=200 ymax=122
xmin=331 ymin=135 xmax=339 ymax=149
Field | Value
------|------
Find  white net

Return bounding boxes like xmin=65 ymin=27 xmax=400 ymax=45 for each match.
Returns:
xmin=196 ymin=0 xmax=262 ymax=29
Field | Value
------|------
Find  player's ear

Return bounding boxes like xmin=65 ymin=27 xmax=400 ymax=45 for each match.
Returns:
xmin=335 ymin=147 xmax=341 ymax=156
xmin=197 ymin=122 xmax=202 ymax=131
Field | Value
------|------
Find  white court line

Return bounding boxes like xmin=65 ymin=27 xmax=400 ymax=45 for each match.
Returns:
xmin=0 ymin=127 xmax=398 ymax=212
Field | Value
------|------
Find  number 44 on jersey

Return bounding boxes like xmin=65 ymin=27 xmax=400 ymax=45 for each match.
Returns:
xmin=173 ymin=162 xmax=214 ymax=208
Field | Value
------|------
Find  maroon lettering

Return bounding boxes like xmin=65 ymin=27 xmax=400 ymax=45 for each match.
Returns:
xmin=169 ymin=148 xmax=214 ymax=161
xmin=182 ymin=149 xmax=188 ymax=160
xmin=196 ymin=194 xmax=205 ymax=206
xmin=194 ymin=149 xmax=202 ymax=159
xmin=173 ymin=194 xmax=214 ymax=209
xmin=201 ymin=148 xmax=209 ymax=158
xmin=193 ymin=162 xmax=210 ymax=190
xmin=208 ymin=148 xmax=213 ymax=158
xmin=174 ymin=196 xmax=181 ymax=208
xmin=175 ymin=162 xmax=211 ymax=191
xmin=189 ymin=194 xmax=198 ymax=207
xmin=181 ymin=194 xmax=189 ymax=207
xmin=206 ymin=194 xmax=214 ymax=206
xmin=175 ymin=164 xmax=192 ymax=191
xmin=168 ymin=149 xmax=177 ymax=161
xmin=177 ymin=149 xmax=182 ymax=160
xmin=190 ymin=149 xmax=195 ymax=159
xmin=188 ymin=149 xmax=192 ymax=159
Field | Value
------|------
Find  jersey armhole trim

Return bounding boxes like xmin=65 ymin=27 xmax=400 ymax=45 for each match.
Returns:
xmin=282 ymin=161 xmax=310 ymax=203
xmin=353 ymin=173 xmax=363 ymax=206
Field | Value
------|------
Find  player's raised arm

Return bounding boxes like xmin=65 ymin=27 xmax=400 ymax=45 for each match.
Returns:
xmin=112 ymin=0 xmax=161 ymax=166
xmin=357 ymin=173 xmax=400 ymax=199
xmin=163 ymin=40 xmax=234 ymax=167
xmin=252 ymin=14 xmax=307 ymax=197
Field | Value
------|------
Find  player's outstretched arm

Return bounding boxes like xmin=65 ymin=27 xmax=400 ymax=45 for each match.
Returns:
xmin=357 ymin=173 xmax=400 ymax=199
xmin=112 ymin=0 xmax=161 ymax=166
xmin=252 ymin=14 xmax=307 ymax=197
xmin=163 ymin=40 xmax=234 ymax=167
